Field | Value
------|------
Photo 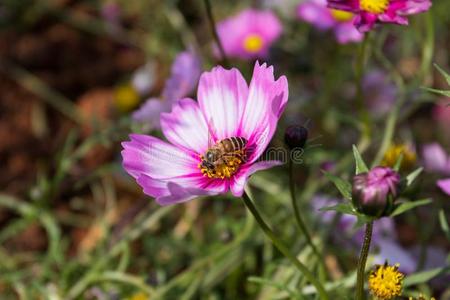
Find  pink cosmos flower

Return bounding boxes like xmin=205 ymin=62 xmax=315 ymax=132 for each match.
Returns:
xmin=422 ymin=143 xmax=450 ymax=175
xmin=217 ymin=9 xmax=282 ymax=60
xmin=297 ymin=0 xmax=364 ymax=44
xmin=422 ymin=143 xmax=450 ymax=196
xmin=437 ymin=178 xmax=450 ymax=196
xmin=327 ymin=0 xmax=432 ymax=32
xmin=132 ymin=49 xmax=202 ymax=129
xmin=122 ymin=62 xmax=288 ymax=205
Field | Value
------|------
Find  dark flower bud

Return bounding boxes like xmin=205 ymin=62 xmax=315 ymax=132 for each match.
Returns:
xmin=352 ymin=166 xmax=401 ymax=217
xmin=284 ymin=125 xmax=308 ymax=150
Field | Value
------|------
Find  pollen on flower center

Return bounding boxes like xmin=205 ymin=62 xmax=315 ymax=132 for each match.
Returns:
xmin=198 ymin=155 xmax=243 ymax=179
xmin=243 ymin=34 xmax=264 ymax=53
xmin=368 ymin=263 xmax=404 ymax=300
xmin=330 ymin=9 xmax=354 ymax=22
xmin=360 ymin=0 xmax=390 ymax=14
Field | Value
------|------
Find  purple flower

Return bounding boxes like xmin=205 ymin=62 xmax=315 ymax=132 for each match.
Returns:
xmin=422 ymin=143 xmax=450 ymax=175
xmin=327 ymin=0 xmax=432 ymax=33
xmin=437 ymin=178 xmax=450 ymax=196
xmin=311 ymin=195 xmax=396 ymax=245
xmin=162 ymin=49 xmax=202 ymax=102
xmin=352 ymin=166 xmax=401 ymax=216
xmin=373 ymin=239 xmax=417 ymax=273
xmin=217 ymin=9 xmax=282 ymax=60
xmin=363 ymin=70 xmax=397 ymax=116
xmin=122 ymin=62 xmax=288 ymax=205
xmin=297 ymin=0 xmax=364 ymax=44
xmin=132 ymin=49 xmax=202 ymax=129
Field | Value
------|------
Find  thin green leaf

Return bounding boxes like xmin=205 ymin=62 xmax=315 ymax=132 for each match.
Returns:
xmin=404 ymin=267 xmax=448 ymax=287
xmin=434 ymin=63 xmax=450 ymax=86
xmin=406 ymin=167 xmax=423 ymax=187
xmin=390 ymin=199 xmax=432 ymax=217
xmin=319 ymin=203 xmax=357 ymax=215
xmin=393 ymin=153 xmax=404 ymax=172
xmin=439 ymin=209 xmax=450 ymax=241
xmin=324 ymin=172 xmax=352 ymax=201
xmin=422 ymin=87 xmax=450 ymax=97
xmin=352 ymin=145 xmax=368 ymax=174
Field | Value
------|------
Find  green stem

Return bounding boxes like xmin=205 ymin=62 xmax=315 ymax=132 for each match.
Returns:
xmin=355 ymin=33 xmax=371 ymax=142
xmin=288 ymin=159 xmax=326 ymax=273
xmin=66 ymin=205 xmax=174 ymax=299
xmin=242 ymin=191 xmax=329 ymax=300
xmin=203 ymin=0 xmax=229 ymax=67
xmin=355 ymin=221 xmax=373 ymax=300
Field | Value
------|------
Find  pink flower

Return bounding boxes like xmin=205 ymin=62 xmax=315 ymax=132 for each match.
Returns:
xmin=422 ymin=143 xmax=450 ymax=175
xmin=437 ymin=178 xmax=450 ymax=196
xmin=132 ymin=49 xmax=202 ymax=128
xmin=327 ymin=0 xmax=432 ymax=32
xmin=122 ymin=62 xmax=288 ymax=205
xmin=297 ymin=0 xmax=364 ymax=44
xmin=217 ymin=9 xmax=282 ymax=60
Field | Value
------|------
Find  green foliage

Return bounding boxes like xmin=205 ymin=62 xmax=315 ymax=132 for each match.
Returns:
xmin=0 ymin=0 xmax=448 ymax=299
xmin=352 ymin=145 xmax=369 ymax=175
xmin=422 ymin=64 xmax=450 ymax=97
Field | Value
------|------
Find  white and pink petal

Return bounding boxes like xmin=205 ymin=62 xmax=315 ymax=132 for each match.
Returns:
xmin=161 ymin=98 xmax=209 ymax=155
xmin=239 ymin=62 xmax=288 ymax=162
xmin=122 ymin=134 xmax=198 ymax=180
xmin=137 ymin=174 xmax=228 ymax=205
xmin=198 ymin=66 xmax=249 ymax=141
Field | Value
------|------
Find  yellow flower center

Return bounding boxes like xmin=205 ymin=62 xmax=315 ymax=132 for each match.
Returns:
xmin=199 ymin=151 xmax=245 ymax=179
xmin=381 ymin=143 xmax=417 ymax=171
xmin=330 ymin=9 xmax=354 ymax=22
xmin=243 ymin=34 xmax=264 ymax=53
xmin=369 ymin=263 xmax=404 ymax=300
xmin=360 ymin=0 xmax=390 ymax=14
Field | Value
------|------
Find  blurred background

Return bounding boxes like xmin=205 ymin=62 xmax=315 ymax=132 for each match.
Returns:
xmin=0 ymin=0 xmax=449 ymax=299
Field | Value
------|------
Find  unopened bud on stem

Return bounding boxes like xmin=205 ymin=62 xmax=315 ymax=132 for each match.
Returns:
xmin=352 ymin=166 xmax=401 ymax=217
xmin=285 ymin=125 xmax=308 ymax=150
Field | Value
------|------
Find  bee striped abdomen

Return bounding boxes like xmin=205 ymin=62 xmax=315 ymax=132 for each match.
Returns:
xmin=222 ymin=137 xmax=248 ymax=151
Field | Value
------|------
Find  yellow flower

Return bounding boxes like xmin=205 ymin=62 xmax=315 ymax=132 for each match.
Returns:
xmin=368 ymin=263 xmax=404 ymax=300
xmin=381 ymin=143 xmax=416 ymax=171
xmin=127 ymin=291 xmax=149 ymax=300
xmin=114 ymin=83 xmax=140 ymax=113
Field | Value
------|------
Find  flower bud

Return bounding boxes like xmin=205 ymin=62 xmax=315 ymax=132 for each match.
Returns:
xmin=352 ymin=167 xmax=401 ymax=217
xmin=284 ymin=125 xmax=308 ymax=150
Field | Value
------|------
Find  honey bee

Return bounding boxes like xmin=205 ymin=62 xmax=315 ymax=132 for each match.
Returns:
xmin=200 ymin=136 xmax=249 ymax=179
